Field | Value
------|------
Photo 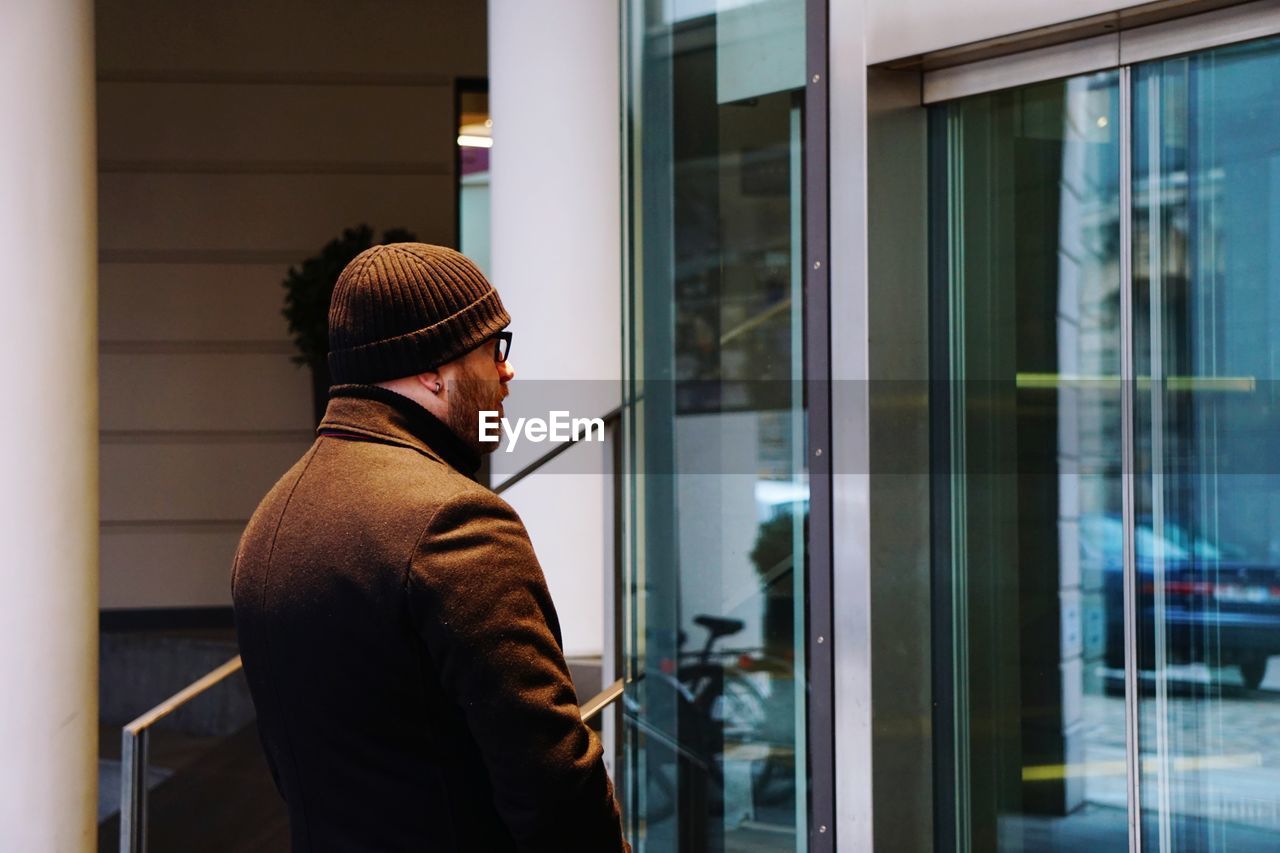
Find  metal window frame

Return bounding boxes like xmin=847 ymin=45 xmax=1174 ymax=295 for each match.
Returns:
xmin=827 ymin=0 xmax=876 ymax=850
xmin=922 ymin=0 xmax=1280 ymax=103
xmin=1118 ymin=63 xmax=1143 ymax=853
xmin=927 ymin=100 xmax=959 ymax=853
xmin=1121 ymin=0 xmax=1280 ymax=63
xmin=923 ymin=34 xmax=1120 ymax=103
xmin=805 ymin=0 xmax=837 ymax=850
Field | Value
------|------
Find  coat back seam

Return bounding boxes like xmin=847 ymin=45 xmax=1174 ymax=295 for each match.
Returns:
xmin=257 ymin=442 xmax=321 ymax=848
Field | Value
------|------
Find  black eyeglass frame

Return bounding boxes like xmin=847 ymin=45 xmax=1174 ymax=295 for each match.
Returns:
xmin=494 ymin=330 xmax=513 ymax=363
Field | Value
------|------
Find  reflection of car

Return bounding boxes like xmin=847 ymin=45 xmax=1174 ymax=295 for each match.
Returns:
xmin=1084 ymin=514 xmax=1280 ymax=688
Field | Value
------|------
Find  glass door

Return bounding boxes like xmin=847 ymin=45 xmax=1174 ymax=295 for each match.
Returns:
xmin=932 ymin=29 xmax=1280 ymax=853
xmin=621 ymin=0 xmax=810 ymax=850
xmin=1134 ymin=36 xmax=1280 ymax=850
xmin=931 ymin=70 xmax=1128 ymax=850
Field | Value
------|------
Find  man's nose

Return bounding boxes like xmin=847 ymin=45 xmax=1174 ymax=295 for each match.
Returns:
xmin=498 ymin=359 xmax=515 ymax=383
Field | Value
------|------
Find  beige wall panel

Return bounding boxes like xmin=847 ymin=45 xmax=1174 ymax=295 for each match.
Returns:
xmin=95 ymin=0 xmax=486 ymax=610
xmin=101 ymin=352 xmax=312 ymax=432
xmin=99 ymin=172 xmax=455 ymax=254
xmin=100 ymin=262 xmax=293 ymax=342
xmin=98 ymin=81 xmax=454 ymax=165
xmin=96 ymin=0 xmax=486 ymax=78
xmin=101 ymin=440 xmax=312 ymax=522
xmin=101 ymin=528 xmax=242 ymax=609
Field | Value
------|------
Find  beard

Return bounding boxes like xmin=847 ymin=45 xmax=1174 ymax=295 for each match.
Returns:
xmin=444 ymin=371 xmax=502 ymax=455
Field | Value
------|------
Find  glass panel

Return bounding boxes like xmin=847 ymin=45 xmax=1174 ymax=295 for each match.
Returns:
xmin=622 ymin=0 xmax=807 ymax=850
xmin=101 ymin=661 xmax=281 ymax=846
xmin=931 ymin=72 xmax=1128 ymax=850
xmin=1133 ymin=36 xmax=1280 ymax=849
xmin=458 ymin=86 xmax=491 ymax=275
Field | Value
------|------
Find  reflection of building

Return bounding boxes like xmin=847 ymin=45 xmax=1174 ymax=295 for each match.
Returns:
xmin=8 ymin=0 xmax=1280 ymax=850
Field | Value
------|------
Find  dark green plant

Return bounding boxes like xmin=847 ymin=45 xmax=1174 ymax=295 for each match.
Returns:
xmin=749 ymin=510 xmax=807 ymax=586
xmin=281 ymin=224 xmax=418 ymax=369
xmin=750 ymin=509 xmax=808 ymax=662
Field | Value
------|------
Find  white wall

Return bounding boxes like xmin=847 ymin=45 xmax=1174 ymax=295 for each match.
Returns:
xmin=489 ymin=0 xmax=622 ymax=658
xmin=96 ymin=0 xmax=487 ymax=609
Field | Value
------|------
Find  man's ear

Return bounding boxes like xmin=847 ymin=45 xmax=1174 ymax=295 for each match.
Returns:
xmin=413 ymin=370 xmax=444 ymax=396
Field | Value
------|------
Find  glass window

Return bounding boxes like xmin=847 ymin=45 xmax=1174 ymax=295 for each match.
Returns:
xmin=457 ymin=85 xmax=491 ymax=274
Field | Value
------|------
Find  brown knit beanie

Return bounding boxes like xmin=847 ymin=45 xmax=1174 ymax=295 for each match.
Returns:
xmin=327 ymin=243 xmax=510 ymax=384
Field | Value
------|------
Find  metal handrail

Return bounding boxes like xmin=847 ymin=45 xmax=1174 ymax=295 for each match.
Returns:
xmin=120 ymin=654 xmax=245 ymax=853
xmin=119 ymin=664 xmax=629 ymax=849
xmin=719 ymin=296 xmax=792 ymax=347
xmin=580 ymin=677 xmax=625 ymax=724
xmin=492 ymin=406 xmax=622 ymax=495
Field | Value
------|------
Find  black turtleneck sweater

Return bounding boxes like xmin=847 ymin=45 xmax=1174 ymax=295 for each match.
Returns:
xmin=231 ymin=386 xmax=629 ymax=852
xmin=320 ymin=384 xmax=482 ymax=475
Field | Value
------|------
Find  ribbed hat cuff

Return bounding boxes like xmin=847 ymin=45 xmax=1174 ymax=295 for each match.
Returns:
xmin=328 ymin=289 xmax=511 ymax=384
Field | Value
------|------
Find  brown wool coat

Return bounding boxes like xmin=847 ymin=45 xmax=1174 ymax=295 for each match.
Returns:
xmin=232 ymin=385 xmax=628 ymax=852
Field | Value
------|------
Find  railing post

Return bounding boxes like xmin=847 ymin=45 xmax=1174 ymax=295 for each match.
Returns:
xmin=120 ymin=725 xmax=149 ymax=853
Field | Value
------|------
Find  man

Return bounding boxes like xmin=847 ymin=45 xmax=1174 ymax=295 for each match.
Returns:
xmin=232 ymin=243 xmax=629 ymax=852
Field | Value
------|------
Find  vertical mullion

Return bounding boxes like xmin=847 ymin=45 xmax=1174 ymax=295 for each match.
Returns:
xmin=804 ymin=0 xmax=835 ymax=849
xmin=789 ymin=97 xmax=811 ymax=852
xmin=1119 ymin=63 xmax=1144 ymax=853
xmin=946 ymin=110 xmax=972 ymax=853
xmin=1145 ymin=66 xmax=1173 ymax=853
xmin=928 ymin=104 xmax=958 ymax=853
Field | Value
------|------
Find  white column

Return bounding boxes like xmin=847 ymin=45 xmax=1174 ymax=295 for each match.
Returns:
xmin=489 ymin=0 xmax=621 ymax=661
xmin=0 ymin=0 xmax=99 ymax=847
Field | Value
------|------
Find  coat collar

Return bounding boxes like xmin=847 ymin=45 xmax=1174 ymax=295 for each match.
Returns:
xmin=320 ymin=384 xmax=482 ymax=477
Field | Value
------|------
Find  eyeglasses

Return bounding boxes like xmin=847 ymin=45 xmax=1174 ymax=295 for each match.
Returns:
xmin=494 ymin=330 xmax=513 ymax=363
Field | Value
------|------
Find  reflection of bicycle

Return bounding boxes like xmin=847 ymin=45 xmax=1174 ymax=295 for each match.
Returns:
xmin=678 ymin=616 xmax=769 ymax=742
xmin=626 ymin=615 xmax=792 ymax=824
